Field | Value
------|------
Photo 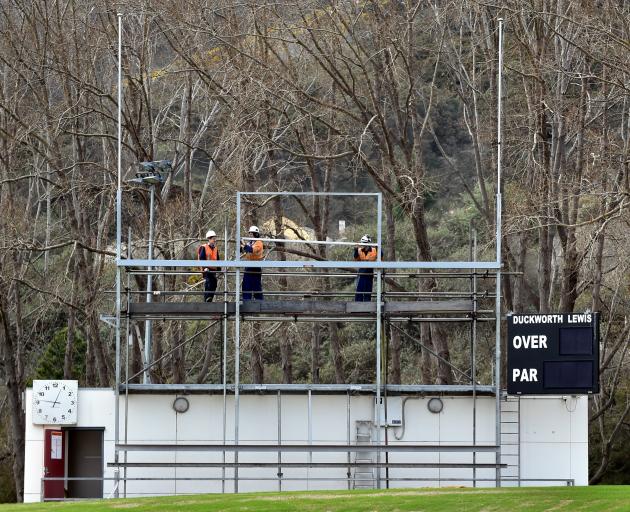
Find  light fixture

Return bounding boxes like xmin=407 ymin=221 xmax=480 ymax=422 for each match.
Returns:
xmin=128 ymin=160 xmax=173 ymax=186
xmin=427 ymin=397 xmax=443 ymax=414
xmin=173 ymin=396 xmax=189 ymax=413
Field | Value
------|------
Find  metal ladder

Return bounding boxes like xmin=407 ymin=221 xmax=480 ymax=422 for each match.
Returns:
xmin=500 ymin=396 xmax=521 ymax=486
xmin=352 ymin=420 xmax=376 ymax=489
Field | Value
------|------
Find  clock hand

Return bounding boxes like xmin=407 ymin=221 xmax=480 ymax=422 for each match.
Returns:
xmin=51 ymin=389 xmax=62 ymax=408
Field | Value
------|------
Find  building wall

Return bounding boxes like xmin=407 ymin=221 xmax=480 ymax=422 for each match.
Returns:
xmin=23 ymin=389 xmax=588 ymax=502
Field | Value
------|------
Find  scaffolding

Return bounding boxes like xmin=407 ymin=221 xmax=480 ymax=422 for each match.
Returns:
xmin=109 ymin=13 xmax=508 ymax=498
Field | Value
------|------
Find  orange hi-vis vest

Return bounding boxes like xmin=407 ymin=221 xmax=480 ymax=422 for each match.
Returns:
xmin=198 ymin=244 xmax=219 ymax=272
xmin=244 ymin=240 xmax=264 ymax=261
xmin=355 ymin=247 xmax=377 ymax=262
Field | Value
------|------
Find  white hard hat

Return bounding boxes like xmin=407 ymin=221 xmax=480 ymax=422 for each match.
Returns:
xmin=248 ymin=225 xmax=260 ymax=234
xmin=205 ymin=230 xmax=217 ymax=238
xmin=360 ymin=234 xmax=371 ymax=243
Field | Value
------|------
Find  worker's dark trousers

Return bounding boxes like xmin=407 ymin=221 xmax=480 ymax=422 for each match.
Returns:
xmin=203 ymin=271 xmax=217 ymax=302
xmin=355 ymin=270 xmax=374 ymax=301
xmin=242 ymin=269 xmax=263 ymax=300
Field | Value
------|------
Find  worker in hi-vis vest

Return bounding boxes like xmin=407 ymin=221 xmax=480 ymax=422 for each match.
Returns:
xmin=198 ymin=229 xmax=220 ymax=302
xmin=353 ymin=234 xmax=377 ymax=302
xmin=241 ymin=225 xmax=264 ymax=300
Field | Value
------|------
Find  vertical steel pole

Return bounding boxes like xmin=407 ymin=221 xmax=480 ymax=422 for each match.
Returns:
xmin=346 ymin=391 xmax=351 ymax=490
xmin=376 ymin=193 xmax=382 ymax=258
xmin=471 ymin=229 xmax=478 ymax=487
xmin=143 ymin=184 xmax=154 ymax=384
xmin=114 ymin=12 xmax=123 ymax=498
xmin=495 ymin=17 xmax=504 ymax=488
xmin=124 ymin=228 xmax=131 ymax=499
xmin=277 ymin=390 xmax=282 ymax=492
xmin=234 ymin=193 xmax=241 ymax=493
xmin=375 ymin=192 xmax=383 ymax=489
xmin=221 ymin=221 xmax=228 ymax=494
xmin=307 ymin=389 xmax=312 ymax=491
xmin=375 ymin=269 xmax=382 ymax=490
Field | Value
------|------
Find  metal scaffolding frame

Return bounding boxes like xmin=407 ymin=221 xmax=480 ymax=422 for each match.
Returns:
xmin=111 ymin=186 xmax=504 ymax=494
xmin=111 ymin=15 xmax=506 ymax=497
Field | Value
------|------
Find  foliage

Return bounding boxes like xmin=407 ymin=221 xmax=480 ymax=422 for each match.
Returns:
xmin=31 ymin=328 xmax=87 ymax=384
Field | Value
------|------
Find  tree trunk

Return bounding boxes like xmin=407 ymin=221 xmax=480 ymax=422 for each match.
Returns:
xmin=389 ymin=327 xmax=402 ymax=385
xmin=171 ymin=322 xmax=185 ymax=384
xmin=329 ymin=323 xmax=344 ymax=384
xmin=196 ymin=325 xmax=218 ymax=384
xmin=64 ymin=309 xmax=76 ymax=380
xmin=250 ymin=322 xmax=264 ymax=384
xmin=311 ymin=323 xmax=321 ymax=384
xmin=419 ymin=323 xmax=434 ymax=385
xmin=0 ymin=296 xmax=25 ymax=501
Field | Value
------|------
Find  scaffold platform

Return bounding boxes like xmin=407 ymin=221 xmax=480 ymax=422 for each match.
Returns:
xmin=126 ymin=299 xmax=477 ymax=319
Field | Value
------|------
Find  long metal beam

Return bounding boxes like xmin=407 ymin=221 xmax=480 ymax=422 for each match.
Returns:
xmin=121 ymin=315 xmax=496 ymax=323
xmin=241 ymin=236 xmax=377 ymax=247
xmin=239 ymin=192 xmax=380 ymax=196
xmin=119 ymin=259 xmax=501 ymax=270
xmin=109 ymin=462 xmax=505 ymax=469
xmin=115 ymin=443 xmax=500 ymax=453
xmin=126 ymin=270 xmax=515 ymax=277
xmin=118 ymin=383 xmax=496 ymax=394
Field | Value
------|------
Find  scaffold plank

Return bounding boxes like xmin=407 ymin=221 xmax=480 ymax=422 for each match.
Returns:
xmin=127 ymin=300 xmax=474 ymax=318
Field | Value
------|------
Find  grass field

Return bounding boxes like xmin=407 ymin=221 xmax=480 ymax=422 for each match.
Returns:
xmin=1 ymin=486 xmax=629 ymax=512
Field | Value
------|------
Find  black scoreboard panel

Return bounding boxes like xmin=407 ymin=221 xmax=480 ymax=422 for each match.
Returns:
xmin=507 ymin=313 xmax=599 ymax=395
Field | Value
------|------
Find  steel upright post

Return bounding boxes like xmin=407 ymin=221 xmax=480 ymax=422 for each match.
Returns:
xmin=124 ymin=228 xmax=132 ymax=498
xmin=308 ymin=389 xmax=312 ymax=490
xmin=234 ymin=193 xmax=242 ymax=493
xmin=346 ymin=392 xmax=351 ymax=490
xmin=114 ymin=12 xmax=123 ymax=498
xmin=471 ymin=228 xmax=478 ymax=487
xmin=277 ymin=390 xmax=282 ymax=492
xmin=144 ymin=184 xmax=155 ymax=383
xmin=375 ymin=193 xmax=383 ymax=489
xmin=222 ymin=221 xmax=228 ymax=494
xmin=495 ymin=17 xmax=505 ymax=488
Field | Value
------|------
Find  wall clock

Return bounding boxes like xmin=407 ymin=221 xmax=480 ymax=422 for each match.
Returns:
xmin=32 ymin=380 xmax=78 ymax=425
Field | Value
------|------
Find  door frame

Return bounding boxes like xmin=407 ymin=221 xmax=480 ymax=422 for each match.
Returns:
xmin=62 ymin=426 xmax=105 ymax=499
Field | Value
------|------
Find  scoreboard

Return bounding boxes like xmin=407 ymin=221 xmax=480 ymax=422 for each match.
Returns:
xmin=507 ymin=312 xmax=599 ymax=395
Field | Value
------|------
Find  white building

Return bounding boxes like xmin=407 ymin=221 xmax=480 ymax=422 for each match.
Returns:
xmin=24 ymin=388 xmax=588 ymax=502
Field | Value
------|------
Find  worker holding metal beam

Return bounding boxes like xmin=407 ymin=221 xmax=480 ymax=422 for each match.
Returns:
xmin=354 ymin=234 xmax=377 ymax=301
xmin=241 ymin=225 xmax=264 ymax=300
xmin=198 ymin=230 xmax=220 ymax=302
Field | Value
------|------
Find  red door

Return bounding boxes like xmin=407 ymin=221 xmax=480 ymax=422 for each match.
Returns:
xmin=43 ymin=430 xmax=65 ymax=500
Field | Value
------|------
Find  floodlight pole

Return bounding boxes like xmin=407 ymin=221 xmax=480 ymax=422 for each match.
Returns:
xmin=114 ymin=11 xmax=123 ymax=499
xmin=144 ymin=184 xmax=155 ymax=383
xmin=494 ymin=17 xmax=504 ymax=488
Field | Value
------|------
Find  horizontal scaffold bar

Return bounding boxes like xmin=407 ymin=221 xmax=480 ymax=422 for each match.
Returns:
xmin=127 ymin=300 xmax=475 ymax=317
xmin=119 ymin=259 xmax=501 ymax=270
xmin=238 ymin=191 xmax=381 ymax=196
xmin=108 ymin=462 xmax=506 ymax=469
xmin=114 ymin=443 xmax=500 ymax=453
xmin=241 ymin=236 xmax=378 ymax=247
xmin=118 ymin=383 xmax=497 ymax=394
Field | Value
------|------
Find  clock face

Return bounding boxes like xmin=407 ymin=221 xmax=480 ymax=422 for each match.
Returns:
xmin=32 ymin=380 xmax=78 ymax=425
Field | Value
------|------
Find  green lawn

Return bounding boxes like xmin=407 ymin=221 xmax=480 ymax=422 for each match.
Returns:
xmin=1 ymin=486 xmax=628 ymax=512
